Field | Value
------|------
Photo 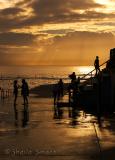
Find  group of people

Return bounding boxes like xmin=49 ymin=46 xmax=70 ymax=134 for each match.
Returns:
xmin=53 ymin=72 xmax=81 ymax=105
xmin=53 ymin=55 xmax=101 ymax=105
xmin=13 ymin=79 xmax=29 ymax=105
xmin=53 ymin=79 xmax=64 ymax=105
xmin=13 ymin=56 xmax=100 ymax=106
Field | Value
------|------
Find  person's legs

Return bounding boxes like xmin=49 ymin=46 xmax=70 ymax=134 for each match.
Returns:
xmin=98 ymin=67 xmax=101 ymax=73
xmin=57 ymin=91 xmax=60 ymax=100
xmin=23 ymin=96 xmax=26 ymax=105
xmin=96 ymin=68 xmax=98 ymax=76
xmin=14 ymin=94 xmax=17 ymax=104
xmin=53 ymin=91 xmax=57 ymax=105
xmin=25 ymin=96 xmax=28 ymax=104
xmin=23 ymin=96 xmax=28 ymax=104
xmin=61 ymin=89 xmax=63 ymax=97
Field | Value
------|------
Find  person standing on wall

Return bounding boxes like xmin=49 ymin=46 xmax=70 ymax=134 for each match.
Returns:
xmin=94 ymin=56 xmax=100 ymax=75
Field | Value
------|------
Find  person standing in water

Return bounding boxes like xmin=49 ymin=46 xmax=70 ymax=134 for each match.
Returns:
xmin=21 ymin=79 xmax=29 ymax=105
xmin=13 ymin=80 xmax=19 ymax=105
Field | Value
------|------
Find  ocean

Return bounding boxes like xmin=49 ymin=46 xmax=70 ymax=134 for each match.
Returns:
xmin=0 ymin=66 xmax=94 ymax=89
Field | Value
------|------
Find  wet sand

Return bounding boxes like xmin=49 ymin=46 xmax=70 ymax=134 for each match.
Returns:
xmin=0 ymin=94 xmax=115 ymax=160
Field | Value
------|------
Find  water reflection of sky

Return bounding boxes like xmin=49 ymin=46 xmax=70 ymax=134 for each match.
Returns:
xmin=0 ymin=66 xmax=94 ymax=89
xmin=0 ymin=66 xmax=94 ymax=77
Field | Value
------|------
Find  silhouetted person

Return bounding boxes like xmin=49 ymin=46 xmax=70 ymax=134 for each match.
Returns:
xmin=71 ymin=108 xmax=77 ymax=126
xmin=68 ymin=76 xmax=80 ymax=96
xmin=53 ymin=79 xmax=64 ymax=105
xmin=94 ymin=56 xmax=100 ymax=75
xmin=21 ymin=79 xmax=29 ymax=105
xmin=14 ymin=103 xmax=18 ymax=126
xmin=22 ymin=105 xmax=29 ymax=127
xmin=77 ymin=76 xmax=80 ymax=86
xmin=57 ymin=79 xmax=64 ymax=98
xmin=57 ymin=107 xmax=63 ymax=119
xmin=70 ymin=80 xmax=80 ymax=112
xmin=53 ymin=84 xmax=59 ymax=105
xmin=69 ymin=72 xmax=77 ymax=83
xmin=13 ymin=80 xmax=18 ymax=105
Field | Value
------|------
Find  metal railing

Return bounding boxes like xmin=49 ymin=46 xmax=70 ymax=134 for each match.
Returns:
xmin=80 ymin=60 xmax=109 ymax=85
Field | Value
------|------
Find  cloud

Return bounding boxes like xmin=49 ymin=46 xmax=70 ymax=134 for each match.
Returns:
xmin=0 ymin=0 xmax=106 ymax=30
xmin=40 ymin=29 xmax=74 ymax=35
xmin=22 ymin=0 xmax=105 ymax=25
xmin=17 ymin=10 xmax=115 ymax=30
xmin=0 ymin=32 xmax=37 ymax=46
xmin=0 ymin=31 xmax=114 ymax=66
xmin=0 ymin=0 xmax=114 ymax=32
xmin=15 ymin=0 xmax=33 ymax=7
xmin=31 ymin=0 xmax=103 ymax=15
xmin=0 ymin=0 xmax=114 ymax=66
xmin=95 ymin=22 xmax=115 ymax=26
xmin=0 ymin=7 xmax=24 ymax=15
xmin=39 ymin=31 xmax=115 ymax=65
xmin=83 ymin=10 xmax=115 ymax=19
xmin=0 ymin=9 xmax=114 ymax=32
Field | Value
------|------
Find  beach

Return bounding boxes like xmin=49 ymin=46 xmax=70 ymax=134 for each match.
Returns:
xmin=0 ymin=0 xmax=115 ymax=158
xmin=0 ymin=90 xmax=115 ymax=160
xmin=0 ymin=65 xmax=115 ymax=159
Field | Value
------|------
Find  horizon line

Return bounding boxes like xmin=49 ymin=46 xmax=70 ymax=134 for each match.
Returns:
xmin=0 ymin=64 xmax=94 ymax=67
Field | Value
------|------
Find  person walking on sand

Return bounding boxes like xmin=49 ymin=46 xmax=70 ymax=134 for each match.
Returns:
xmin=13 ymin=80 xmax=19 ymax=105
xmin=21 ymin=79 xmax=29 ymax=105
xmin=94 ymin=56 xmax=100 ymax=75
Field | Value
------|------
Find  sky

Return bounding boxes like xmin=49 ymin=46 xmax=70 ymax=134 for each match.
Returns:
xmin=0 ymin=0 xmax=115 ymax=66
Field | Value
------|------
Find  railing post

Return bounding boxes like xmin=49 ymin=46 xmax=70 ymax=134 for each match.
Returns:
xmin=81 ymin=60 xmax=109 ymax=85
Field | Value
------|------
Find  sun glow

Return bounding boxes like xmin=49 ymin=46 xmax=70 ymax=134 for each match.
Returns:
xmin=78 ymin=66 xmax=94 ymax=74
xmin=72 ymin=66 xmax=94 ymax=75
xmin=94 ymin=0 xmax=115 ymax=13
xmin=95 ymin=0 xmax=110 ymax=5
xmin=0 ymin=0 xmax=20 ymax=9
